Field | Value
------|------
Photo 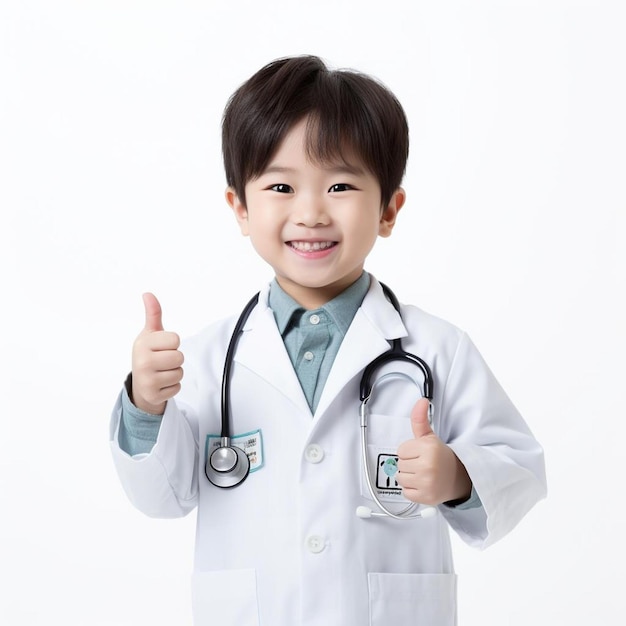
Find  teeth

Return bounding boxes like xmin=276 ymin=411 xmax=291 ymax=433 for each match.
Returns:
xmin=290 ymin=241 xmax=334 ymax=251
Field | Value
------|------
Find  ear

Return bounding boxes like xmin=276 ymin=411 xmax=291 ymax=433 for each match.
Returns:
xmin=225 ymin=187 xmax=249 ymax=236
xmin=378 ymin=187 xmax=405 ymax=238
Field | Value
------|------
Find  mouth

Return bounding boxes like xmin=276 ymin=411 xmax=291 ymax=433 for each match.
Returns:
xmin=287 ymin=240 xmax=337 ymax=252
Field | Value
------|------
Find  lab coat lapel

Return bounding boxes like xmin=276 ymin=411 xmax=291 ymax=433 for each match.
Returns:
xmin=233 ymin=296 xmax=311 ymax=416
xmin=314 ymin=280 xmax=408 ymax=419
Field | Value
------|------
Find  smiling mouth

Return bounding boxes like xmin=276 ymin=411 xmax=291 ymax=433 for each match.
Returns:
xmin=288 ymin=241 xmax=337 ymax=252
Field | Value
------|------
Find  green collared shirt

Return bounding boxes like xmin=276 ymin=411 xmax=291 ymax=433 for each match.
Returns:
xmin=268 ymin=272 xmax=370 ymax=413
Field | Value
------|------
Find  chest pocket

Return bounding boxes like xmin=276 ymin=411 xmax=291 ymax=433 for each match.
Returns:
xmin=360 ymin=411 xmax=413 ymax=504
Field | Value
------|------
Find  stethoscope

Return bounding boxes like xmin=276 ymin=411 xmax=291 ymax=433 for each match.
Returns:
xmin=205 ymin=283 xmax=437 ymax=521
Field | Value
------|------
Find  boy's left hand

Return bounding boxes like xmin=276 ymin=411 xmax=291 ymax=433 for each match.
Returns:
xmin=396 ymin=398 xmax=472 ymax=506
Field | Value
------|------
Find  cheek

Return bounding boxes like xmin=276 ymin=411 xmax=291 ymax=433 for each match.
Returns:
xmin=348 ymin=216 xmax=383 ymax=246
xmin=247 ymin=217 xmax=278 ymax=242
xmin=247 ymin=224 xmax=281 ymax=259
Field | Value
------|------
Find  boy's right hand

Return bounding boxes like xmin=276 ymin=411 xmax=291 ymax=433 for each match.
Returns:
xmin=131 ymin=293 xmax=184 ymax=415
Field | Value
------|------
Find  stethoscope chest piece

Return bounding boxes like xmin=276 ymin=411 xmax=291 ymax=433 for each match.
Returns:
xmin=205 ymin=438 xmax=250 ymax=488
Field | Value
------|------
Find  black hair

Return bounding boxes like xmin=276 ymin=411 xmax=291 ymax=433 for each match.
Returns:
xmin=222 ymin=55 xmax=409 ymax=207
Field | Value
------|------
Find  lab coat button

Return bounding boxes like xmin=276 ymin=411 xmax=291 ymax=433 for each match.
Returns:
xmin=309 ymin=314 xmax=320 ymax=325
xmin=306 ymin=535 xmax=325 ymax=553
xmin=304 ymin=444 xmax=324 ymax=463
xmin=303 ymin=351 xmax=314 ymax=361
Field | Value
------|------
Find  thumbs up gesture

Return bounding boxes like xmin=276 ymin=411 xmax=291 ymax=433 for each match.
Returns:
xmin=130 ymin=293 xmax=184 ymax=415
xmin=396 ymin=398 xmax=472 ymax=506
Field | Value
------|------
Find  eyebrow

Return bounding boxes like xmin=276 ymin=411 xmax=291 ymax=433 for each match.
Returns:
xmin=261 ymin=162 xmax=366 ymax=176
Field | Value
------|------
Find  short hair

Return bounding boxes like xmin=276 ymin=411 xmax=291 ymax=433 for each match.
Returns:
xmin=222 ymin=55 xmax=409 ymax=208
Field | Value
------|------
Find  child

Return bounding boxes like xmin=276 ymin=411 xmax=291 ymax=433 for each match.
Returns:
xmin=110 ymin=55 xmax=546 ymax=625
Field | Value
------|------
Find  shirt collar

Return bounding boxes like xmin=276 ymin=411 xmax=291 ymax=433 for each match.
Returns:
xmin=269 ymin=272 xmax=371 ymax=336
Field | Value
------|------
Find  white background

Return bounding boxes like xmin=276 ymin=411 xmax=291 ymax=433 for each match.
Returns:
xmin=2 ymin=1 xmax=624 ymax=624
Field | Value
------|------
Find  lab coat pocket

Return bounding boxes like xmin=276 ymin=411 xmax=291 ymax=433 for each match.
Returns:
xmin=192 ymin=568 xmax=259 ymax=626
xmin=361 ymin=412 xmax=413 ymax=505
xmin=368 ymin=572 xmax=457 ymax=625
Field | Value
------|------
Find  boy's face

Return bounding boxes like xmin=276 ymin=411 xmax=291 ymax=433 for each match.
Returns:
xmin=226 ymin=118 xmax=405 ymax=309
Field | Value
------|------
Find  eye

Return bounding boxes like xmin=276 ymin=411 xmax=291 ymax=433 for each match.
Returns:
xmin=269 ymin=184 xmax=294 ymax=193
xmin=328 ymin=183 xmax=354 ymax=193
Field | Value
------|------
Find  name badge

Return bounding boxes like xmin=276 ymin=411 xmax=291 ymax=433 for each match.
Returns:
xmin=204 ymin=429 xmax=264 ymax=473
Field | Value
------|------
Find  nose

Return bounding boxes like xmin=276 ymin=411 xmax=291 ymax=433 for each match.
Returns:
xmin=292 ymin=193 xmax=330 ymax=227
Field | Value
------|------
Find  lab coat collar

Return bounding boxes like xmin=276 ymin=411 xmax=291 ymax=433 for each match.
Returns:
xmin=235 ymin=276 xmax=408 ymax=421
xmin=236 ymin=283 xmax=310 ymax=415
xmin=358 ymin=277 xmax=409 ymax=341
xmin=314 ymin=277 xmax=408 ymax=418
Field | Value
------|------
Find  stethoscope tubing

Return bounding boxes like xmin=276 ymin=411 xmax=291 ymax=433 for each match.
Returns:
xmin=207 ymin=281 xmax=437 ymax=520
xmin=205 ymin=292 xmax=259 ymax=488
xmin=359 ymin=369 xmax=436 ymax=520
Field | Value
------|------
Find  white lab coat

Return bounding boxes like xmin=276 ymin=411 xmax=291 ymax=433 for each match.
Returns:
xmin=110 ymin=277 xmax=546 ymax=626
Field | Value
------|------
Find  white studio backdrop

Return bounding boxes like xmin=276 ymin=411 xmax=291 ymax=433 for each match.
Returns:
xmin=1 ymin=1 xmax=624 ymax=624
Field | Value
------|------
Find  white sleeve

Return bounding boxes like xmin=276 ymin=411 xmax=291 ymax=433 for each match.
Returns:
xmin=437 ymin=333 xmax=547 ymax=549
xmin=109 ymin=391 xmax=199 ymax=519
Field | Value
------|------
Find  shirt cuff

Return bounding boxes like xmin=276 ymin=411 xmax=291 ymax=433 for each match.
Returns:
xmin=118 ymin=377 xmax=163 ymax=456
xmin=444 ymin=486 xmax=482 ymax=510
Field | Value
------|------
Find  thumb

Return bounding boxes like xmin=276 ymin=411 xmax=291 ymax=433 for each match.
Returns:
xmin=142 ymin=292 xmax=164 ymax=332
xmin=410 ymin=397 xmax=434 ymax=439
